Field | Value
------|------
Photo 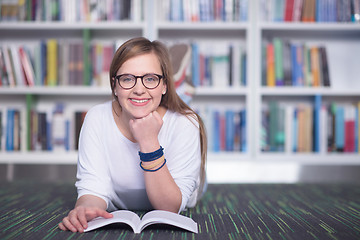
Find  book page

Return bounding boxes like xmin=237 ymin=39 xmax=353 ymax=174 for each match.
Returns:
xmin=84 ymin=210 xmax=140 ymax=232
xmin=140 ymin=210 xmax=198 ymax=233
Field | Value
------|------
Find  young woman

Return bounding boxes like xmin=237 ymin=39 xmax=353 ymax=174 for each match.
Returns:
xmin=59 ymin=37 xmax=207 ymax=233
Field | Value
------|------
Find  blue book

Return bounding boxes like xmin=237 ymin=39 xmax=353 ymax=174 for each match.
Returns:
xmin=295 ymin=45 xmax=304 ymax=86
xmin=65 ymin=120 xmax=70 ymax=151
xmin=273 ymin=0 xmax=285 ymax=21
xmin=316 ymin=0 xmax=322 ymax=22
xmin=191 ymin=43 xmax=200 ymax=87
xmin=335 ymin=106 xmax=345 ymax=151
xmin=293 ymin=109 xmax=298 ymax=152
xmin=240 ymin=0 xmax=248 ymax=21
xmin=225 ymin=110 xmax=235 ymax=151
xmin=47 ymin=121 xmax=52 ymax=151
xmin=240 ymin=109 xmax=246 ymax=152
xmin=6 ymin=109 xmax=14 ymax=151
xmin=313 ymin=95 xmax=322 ymax=152
xmin=290 ymin=44 xmax=297 ymax=86
xmin=213 ymin=111 xmax=221 ymax=152
xmin=170 ymin=0 xmax=183 ymax=21
xmin=40 ymin=41 xmax=47 ymax=86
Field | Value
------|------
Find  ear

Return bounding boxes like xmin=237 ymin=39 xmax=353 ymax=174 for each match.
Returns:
xmin=162 ymin=82 xmax=167 ymax=95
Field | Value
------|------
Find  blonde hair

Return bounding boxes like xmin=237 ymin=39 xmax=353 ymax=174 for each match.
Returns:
xmin=110 ymin=37 xmax=207 ymax=200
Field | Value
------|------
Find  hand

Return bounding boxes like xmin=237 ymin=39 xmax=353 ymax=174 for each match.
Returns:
xmin=129 ymin=111 xmax=163 ymax=152
xmin=58 ymin=206 xmax=113 ymax=233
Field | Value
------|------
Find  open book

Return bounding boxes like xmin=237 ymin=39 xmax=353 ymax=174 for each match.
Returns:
xmin=84 ymin=210 xmax=198 ymax=233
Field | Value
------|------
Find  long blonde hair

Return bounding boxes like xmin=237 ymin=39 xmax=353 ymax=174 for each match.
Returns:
xmin=109 ymin=37 xmax=207 ymax=199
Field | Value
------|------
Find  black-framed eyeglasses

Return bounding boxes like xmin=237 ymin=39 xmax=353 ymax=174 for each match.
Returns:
xmin=114 ymin=73 xmax=163 ymax=90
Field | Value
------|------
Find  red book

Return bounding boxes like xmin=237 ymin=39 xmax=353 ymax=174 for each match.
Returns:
xmin=18 ymin=47 xmax=35 ymax=86
xmin=344 ymin=121 xmax=355 ymax=152
xmin=344 ymin=106 xmax=356 ymax=152
xmin=284 ymin=0 xmax=295 ymax=21
xmin=220 ymin=113 xmax=226 ymax=151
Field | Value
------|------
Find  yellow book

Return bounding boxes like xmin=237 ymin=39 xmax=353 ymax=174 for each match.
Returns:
xmin=266 ymin=43 xmax=275 ymax=87
xmin=46 ymin=39 xmax=58 ymax=86
xmin=310 ymin=47 xmax=320 ymax=87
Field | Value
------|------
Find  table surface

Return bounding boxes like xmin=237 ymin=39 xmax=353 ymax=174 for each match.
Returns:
xmin=1 ymin=182 xmax=360 ymax=240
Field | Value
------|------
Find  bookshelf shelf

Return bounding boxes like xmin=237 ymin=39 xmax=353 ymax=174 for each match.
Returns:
xmin=195 ymin=87 xmax=248 ymax=96
xmin=260 ymin=87 xmax=360 ymax=96
xmin=0 ymin=22 xmax=145 ymax=30
xmin=157 ymin=22 xmax=249 ymax=30
xmin=258 ymin=153 xmax=360 ymax=165
xmin=260 ymin=22 xmax=360 ymax=31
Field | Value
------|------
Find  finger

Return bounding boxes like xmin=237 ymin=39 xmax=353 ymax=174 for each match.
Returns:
xmin=62 ymin=217 xmax=78 ymax=232
xmin=68 ymin=211 xmax=84 ymax=233
xmin=77 ymin=208 xmax=88 ymax=230
xmin=96 ymin=209 xmax=113 ymax=219
xmin=58 ymin=222 xmax=67 ymax=231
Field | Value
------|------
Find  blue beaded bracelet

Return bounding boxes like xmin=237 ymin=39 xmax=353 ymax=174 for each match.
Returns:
xmin=140 ymin=159 xmax=167 ymax=172
xmin=138 ymin=146 xmax=164 ymax=162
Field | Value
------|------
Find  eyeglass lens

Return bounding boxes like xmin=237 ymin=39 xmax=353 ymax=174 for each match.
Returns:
xmin=117 ymin=74 xmax=161 ymax=89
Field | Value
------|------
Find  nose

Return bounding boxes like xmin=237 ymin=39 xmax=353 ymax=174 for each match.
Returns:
xmin=132 ymin=77 xmax=146 ymax=94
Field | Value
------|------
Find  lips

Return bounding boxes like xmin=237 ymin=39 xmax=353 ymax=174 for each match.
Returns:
xmin=130 ymin=98 xmax=150 ymax=106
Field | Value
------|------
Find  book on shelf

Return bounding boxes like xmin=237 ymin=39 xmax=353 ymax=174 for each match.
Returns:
xmin=262 ymin=99 xmax=360 ymax=153
xmin=0 ymin=101 xmax=89 ymax=153
xmin=0 ymin=0 xmax=143 ymax=22
xmin=0 ymin=40 xmax=116 ymax=87
xmin=46 ymin=39 xmax=58 ymax=86
xmin=284 ymin=0 xmax=295 ymax=21
xmin=263 ymin=39 xmax=330 ymax=87
xmin=261 ymin=0 xmax=360 ymax=23
xmin=335 ymin=105 xmax=345 ymax=152
xmin=195 ymin=106 xmax=246 ymax=153
xmin=266 ymin=42 xmax=275 ymax=87
xmin=84 ymin=210 xmax=198 ymax=233
xmin=162 ymin=0 xmax=248 ymax=22
xmin=190 ymin=41 xmax=246 ymax=88
xmin=0 ymin=105 xmax=26 ymax=152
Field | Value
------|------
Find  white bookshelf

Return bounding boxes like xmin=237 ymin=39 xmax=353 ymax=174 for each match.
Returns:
xmin=254 ymin=1 xmax=360 ymax=166
xmin=1 ymin=0 xmax=360 ymax=183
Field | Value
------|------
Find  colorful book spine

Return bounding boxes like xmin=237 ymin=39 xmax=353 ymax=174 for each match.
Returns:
xmin=335 ymin=106 xmax=345 ymax=152
xmin=313 ymin=95 xmax=322 ymax=152
xmin=266 ymin=42 xmax=275 ymax=87
xmin=273 ymin=38 xmax=284 ymax=86
xmin=46 ymin=39 xmax=58 ymax=86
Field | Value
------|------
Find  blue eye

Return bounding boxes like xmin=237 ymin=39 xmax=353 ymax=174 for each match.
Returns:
xmin=120 ymin=75 xmax=135 ymax=82
xmin=144 ymin=76 xmax=157 ymax=82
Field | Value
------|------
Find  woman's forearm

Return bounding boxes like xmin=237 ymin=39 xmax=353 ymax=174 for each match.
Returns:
xmin=144 ymin=165 xmax=182 ymax=213
xmin=75 ymin=194 xmax=108 ymax=210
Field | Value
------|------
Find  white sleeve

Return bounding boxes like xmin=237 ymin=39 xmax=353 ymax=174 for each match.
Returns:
xmin=164 ymin=115 xmax=202 ymax=213
xmin=75 ymin=107 xmax=112 ymax=209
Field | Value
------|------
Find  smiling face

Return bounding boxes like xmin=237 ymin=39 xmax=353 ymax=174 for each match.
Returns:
xmin=114 ymin=52 xmax=167 ymax=120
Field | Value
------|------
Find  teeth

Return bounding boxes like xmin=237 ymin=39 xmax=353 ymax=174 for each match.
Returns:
xmin=131 ymin=99 xmax=148 ymax=103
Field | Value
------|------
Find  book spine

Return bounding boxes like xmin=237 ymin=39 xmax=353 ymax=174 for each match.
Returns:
xmin=266 ymin=42 xmax=275 ymax=87
xmin=313 ymin=95 xmax=322 ymax=152
xmin=273 ymin=38 xmax=284 ymax=86
xmin=335 ymin=105 xmax=345 ymax=152
xmin=46 ymin=39 xmax=58 ymax=86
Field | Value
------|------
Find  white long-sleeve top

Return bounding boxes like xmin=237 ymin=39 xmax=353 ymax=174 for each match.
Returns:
xmin=75 ymin=101 xmax=201 ymax=213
